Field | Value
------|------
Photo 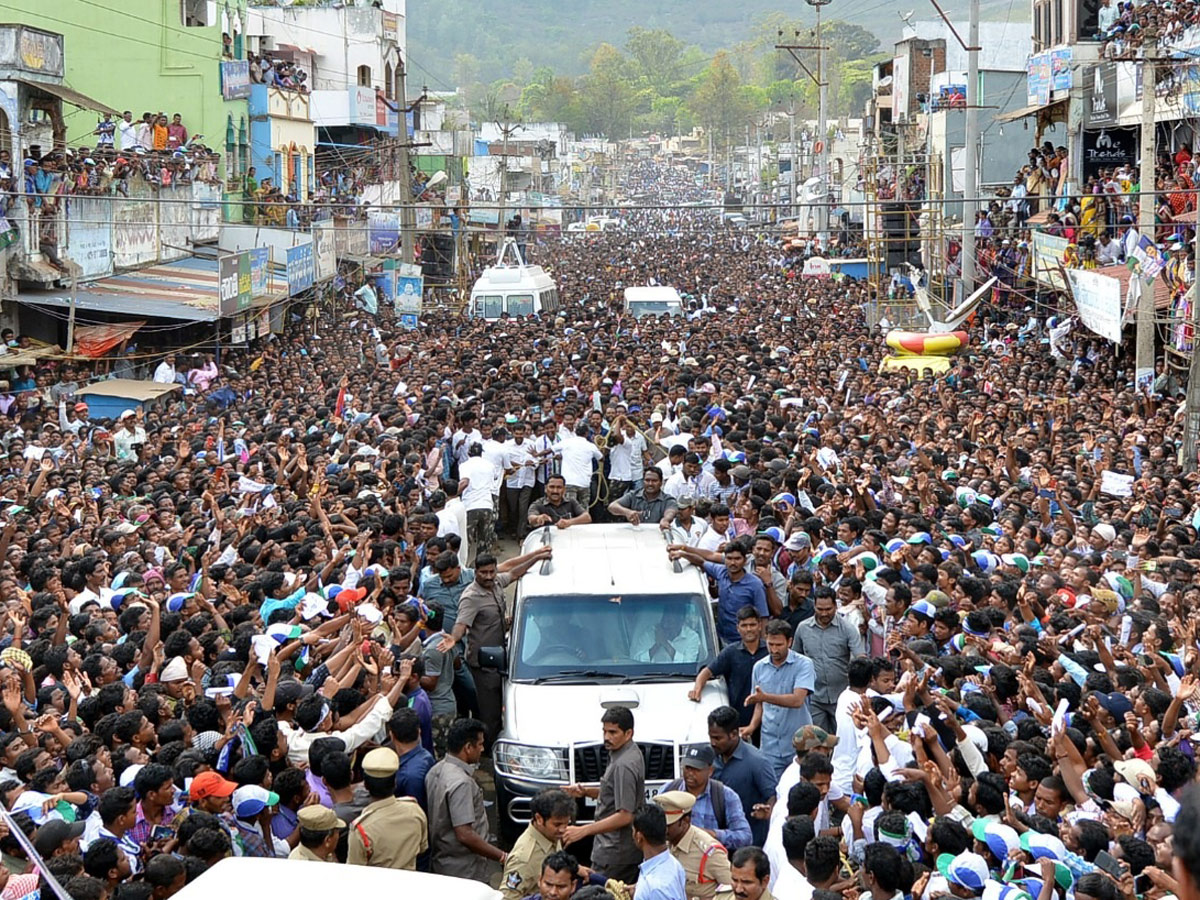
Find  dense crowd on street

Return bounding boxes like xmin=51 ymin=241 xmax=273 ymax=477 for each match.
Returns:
xmin=3 ymin=159 xmax=1200 ymax=900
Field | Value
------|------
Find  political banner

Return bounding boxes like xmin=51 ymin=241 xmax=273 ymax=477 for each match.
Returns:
xmin=313 ymin=222 xmax=336 ymax=282
xmin=219 ymin=254 xmax=242 ymax=317
xmin=368 ymin=211 xmax=401 ymax=254
xmin=286 ymin=244 xmax=314 ymax=295
xmin=237 ymin=253 xmax=252 ymax=313
xmin=1067 ymin=268 xmax=1123 ymax=343
xmin=1128 ymin=234 xmax=1165 ymax=284
xmin=249 ymin=247 xmax=269 ymax=297
xmin=395 ymin=274 xmax=423 ymax=314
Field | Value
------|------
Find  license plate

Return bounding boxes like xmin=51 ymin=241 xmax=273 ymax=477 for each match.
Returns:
xmin=583 ymin=782 xmax=665 ymax=808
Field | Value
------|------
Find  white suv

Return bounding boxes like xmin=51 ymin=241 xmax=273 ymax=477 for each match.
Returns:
xmin=480 ymin=523 xmax=728 ymax=841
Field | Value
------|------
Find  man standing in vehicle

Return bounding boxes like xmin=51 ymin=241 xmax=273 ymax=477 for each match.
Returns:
xmin=527 ymin=474 xmax=592 ymax=529
xmin=608 ymin=466 xmax=677 ymax=529
xmin=562 ymin=707 xmax=644 ymax=882
xmin=438 ymin=547 xmax=552 ymax=747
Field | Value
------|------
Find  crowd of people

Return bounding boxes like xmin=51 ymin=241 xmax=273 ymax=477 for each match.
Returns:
xmin=2 ymin=158 xmax=1200 ymax=900
xmin=1096 ymin=0 xmax=1200 ymax=59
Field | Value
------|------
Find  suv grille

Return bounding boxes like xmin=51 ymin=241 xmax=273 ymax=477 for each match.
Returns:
xmin=573 ymin=742 xmax=674 ymax=782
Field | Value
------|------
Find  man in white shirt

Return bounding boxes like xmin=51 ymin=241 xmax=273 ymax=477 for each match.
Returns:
xmin=503 ymin=421 xmax=537 ymax=540
xmin=530 ymin=419 xmax=557 ymax=495
xmin=153 ymin=354 xmax=179 ymax=384
xmin=696 ymin=503 xmax=734 ymax=553
xmin=442 ymin=481 xmax=470 ymax=567
xmin=113 ymin=410 xmax=147 ymax=461
xmin=457 ymin=443 xmax=498 ymax=566
xmin=657 ymin=445 xmax=687 ymax=481
xmin=665 ymin=452 xmax=718 ymax=500
xmin=553 ymin=424 xmax=602 ymax=510
xmin=831 ymin=659 xmax=874 ymax=795
xmin=1096 ymin=232 xmax=1122 ymax=266
xmin=480 ymin=421 xmax=512 ymax=522
xmin=607 ymin=413 xmax=640 ymax=498
xmin=451 ymin=411 xmax=482 ymax=466
xmin=118 ymin=111 xmax=138 ymax=152
xmin=1120 ymin=217 xmax=1141 ymax=260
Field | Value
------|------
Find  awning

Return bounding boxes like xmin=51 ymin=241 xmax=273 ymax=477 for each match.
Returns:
xmin=996 ymin=98 xmax=1068 ymax=124
xmin=16 ymin=257 xmax=220 ymax=321
xmin=78 ymin=378 xmax=180 ymax=403
xmin=274 ymin=43 xmax=315 ymax=57
xmin=16 ymin=79 xmax=120 ymax=117
xmin=72 ymin=321 xmax=144 ymax=358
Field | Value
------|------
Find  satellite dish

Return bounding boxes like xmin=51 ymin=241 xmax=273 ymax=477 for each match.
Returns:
xmin=878 ymin=76 xmax=893 ymax=88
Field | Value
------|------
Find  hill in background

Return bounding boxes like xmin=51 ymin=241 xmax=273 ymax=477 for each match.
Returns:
xmin=407 ymin=0 xmax=1029 ymax=87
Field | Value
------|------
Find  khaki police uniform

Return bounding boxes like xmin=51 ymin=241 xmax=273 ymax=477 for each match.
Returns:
xmin=348 ymin=747 xmax=429 ymax=870
xmin=500 ymin=823 xmax=561 ymax=900
xmin=289 ymin=843 xmax=330 ymax=862
xmin=288 ymin=806 xmax=345 ymax=862
xmin=671 ymin=823 xmax=731 ymax=899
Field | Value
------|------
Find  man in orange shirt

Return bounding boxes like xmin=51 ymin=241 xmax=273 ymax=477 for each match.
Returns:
xmin=152 ymin=114 xmax=168 ymax=152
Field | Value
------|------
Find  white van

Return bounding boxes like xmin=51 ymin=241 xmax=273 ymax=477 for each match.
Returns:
xmin=623 ymin=285 xmax=684 ymax=319
xmin=483 ymin=523 xmax=727 ymax=841
xmin=469 ymin=237 xmax=561 ymax=320
xmin=172 ymin=857 xmax=501 ymax=900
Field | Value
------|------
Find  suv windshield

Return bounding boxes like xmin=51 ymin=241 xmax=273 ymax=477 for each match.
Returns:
xmin=511 ymin=593 xmax=715 ymax=681
xmin=628 ymin=301 xmax=681 ymax=318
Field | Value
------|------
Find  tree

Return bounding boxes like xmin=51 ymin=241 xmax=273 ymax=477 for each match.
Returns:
xmin=580 ymin=43 xmax=637 ymax=138
xmin=690 ymin=52 xmax=752 ymax=148
xmin=625 ymin=27 xmax=687 ymax=95
xmin=512 ymin=57 xmax=535 ymax=87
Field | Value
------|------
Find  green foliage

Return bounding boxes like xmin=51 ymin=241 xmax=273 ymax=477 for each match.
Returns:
xmin=426 ymin=8 xmax=885 ymax=141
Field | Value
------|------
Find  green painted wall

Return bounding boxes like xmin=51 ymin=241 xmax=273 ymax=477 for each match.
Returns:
xmin=17 ymin=1 xmax=247 ymax=172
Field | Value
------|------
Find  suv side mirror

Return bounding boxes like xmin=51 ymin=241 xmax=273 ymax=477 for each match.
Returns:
xmin=478 ymin=646 xmax=507 ymax=670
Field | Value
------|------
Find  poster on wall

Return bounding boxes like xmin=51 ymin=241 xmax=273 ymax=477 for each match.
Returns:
xmin=313 ymin=222 xmax=336 ymax=281
xmin=1051 ymin=48 xmax=1073 ymax=92
xmin=286 ymin=244 xmax=314 ymax=295
xmin=1086 ymin=63 xmax=1118 ymax=126
xmin=1027 ymin=52 xmax=1051 ymax=106
xmin=219 ymin=254 xmax=244 ymax=317
xmin=249 ymin=247 xmax=269 ymax=297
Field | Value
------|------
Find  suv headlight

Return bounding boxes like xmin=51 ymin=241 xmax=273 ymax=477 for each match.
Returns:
xmin=494 ymin=743 xmax=568 ymax=781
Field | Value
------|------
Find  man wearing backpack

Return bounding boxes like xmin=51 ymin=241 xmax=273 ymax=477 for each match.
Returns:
xmin=661 ymin=745 xmax=752 ymax=850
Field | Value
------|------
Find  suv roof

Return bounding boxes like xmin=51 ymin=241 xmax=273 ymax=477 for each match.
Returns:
xmin=519 ymin=523 xmax=702 ymax=597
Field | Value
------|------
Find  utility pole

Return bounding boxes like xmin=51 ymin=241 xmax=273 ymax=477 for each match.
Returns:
xmin=396 ymin=56 xmax=416 ymax=265
xmin=789 ymin=96 xmax=797 ymax=219
xmin=812 ymin=0 xmax=830 ymax=238
xmin=494 ymin=107 xmax=521 ymax=260
xmin=929 ymin=0 xmax=983 ymax=297
xmin=1184 ymin=233 xmax=1200 ymax=471
xmin=961 ymin=0 xmax=981 ymax=295
xmin=1136 ymin=43 xmax=1158 ymax=385
xmin=776 ymin=12 xmax=830 ymax=236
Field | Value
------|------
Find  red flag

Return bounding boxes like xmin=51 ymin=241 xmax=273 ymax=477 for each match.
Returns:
xmin=334 ymin=385 xmax=346 ymax=419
